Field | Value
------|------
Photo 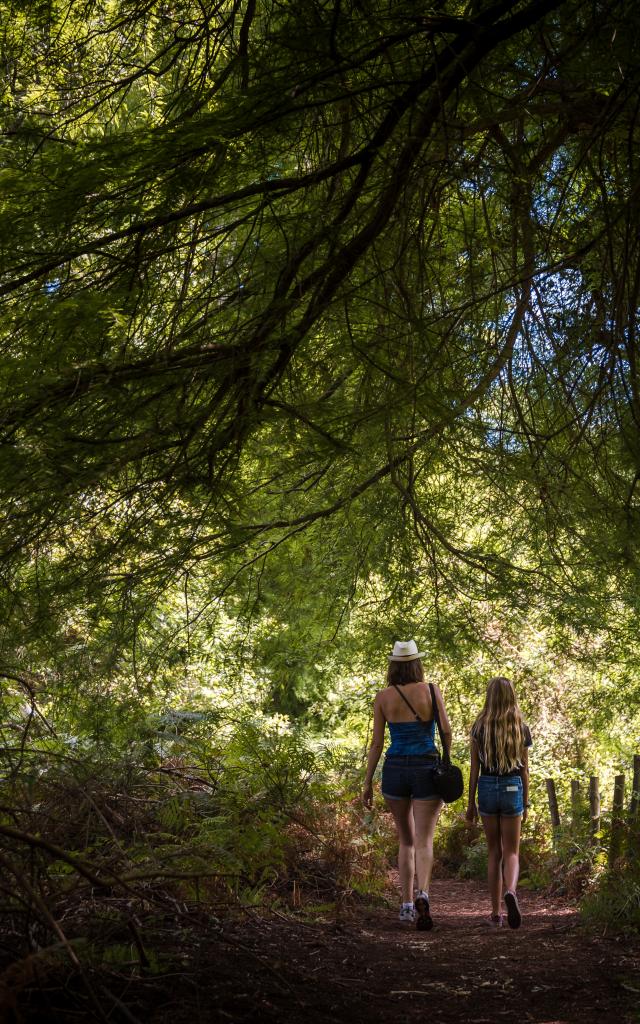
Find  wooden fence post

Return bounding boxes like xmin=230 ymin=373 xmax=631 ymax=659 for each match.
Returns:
xmin=570 ymin=779 xmax=581 ymax=834
xmin=609 ymin=774 xmax=625 ymax=866
xmin=589 ymin=776 xmax=600 ymax=846
xmin=546 ymin=778 xmax=560 ymax=842
xmin=629 ymin=754 xmax=640 ymax=860
xmin=630 ymin=754 xmax=640 ymax=821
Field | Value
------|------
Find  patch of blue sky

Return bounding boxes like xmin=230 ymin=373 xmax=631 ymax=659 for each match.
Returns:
xmin=538 ymin=266 xmax=582 ymax=294
xmin=529 ymin=268 xmax=591 ymax=329
xmin=44 ymin=278 xmax=61 ymax=294
xmin=531 ymin=275 xmax=619 ymax=368
xmin=532 ymin=150 xmax=572 ymax=222
xmin=465 ymin=406 xmax=523 ymax=452
xmin=485 ymin=425 xmax=522 ymax=452
xmin=457 ymin=176 xmax=497 ymax=198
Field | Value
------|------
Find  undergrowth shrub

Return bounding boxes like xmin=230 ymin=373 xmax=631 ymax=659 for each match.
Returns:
xmin=581 ymin=865 xmax=640 ymax=933
xmin=0 ymin=722 xmax=400 ymax=1023
xmin=0 ymin=709 xmax=396 ymax=974
xmin=433 ymin=812 xmax=551 ymax=886
xmin=577 ymin=815 xmax=640 ymax=932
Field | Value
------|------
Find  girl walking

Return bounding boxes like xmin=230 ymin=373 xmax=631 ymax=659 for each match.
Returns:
xmin=363 ymin=640 xmax=452 ymax=930
xmin=466 ymin=676 xmax=531 ymax=928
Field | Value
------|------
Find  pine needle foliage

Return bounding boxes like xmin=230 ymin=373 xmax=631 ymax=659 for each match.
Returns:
xmin=1 ymin=0 xmax=640 ymax=675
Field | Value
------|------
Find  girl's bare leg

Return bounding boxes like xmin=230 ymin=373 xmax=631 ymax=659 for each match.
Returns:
xmin=481 ymin=814 xmax=503 ymax=916
xmin=500 ymin=815 xmax=522 ymax=894
xmin=384 ymin=797 xmax=415 ymax=903
xmin=412 ymin=798 xmax=444 ymax=893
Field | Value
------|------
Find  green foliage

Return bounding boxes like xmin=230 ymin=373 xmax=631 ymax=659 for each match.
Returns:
xmin=0 ymin=705 xmax=389 ymax=919
xmin=581 ymin=868 xmax=640 ymax=934
xmin=2 ymin=0 xmax=640 ymax=962
xmin=433 ymin=816 xmax=488 ymax=879
xmin=2 ymin=0 xmax=640 ymax=699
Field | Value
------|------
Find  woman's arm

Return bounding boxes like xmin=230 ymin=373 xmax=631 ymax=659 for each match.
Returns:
xmin=521 ymin=746 xmax=529 ymax=823
xmin=466 ymin=737 xmax=480 ymax=821
xmin=362 ymin=694 xmax=386 ymax=808
xmin=432 ymin=683 xmax=452 ymax=757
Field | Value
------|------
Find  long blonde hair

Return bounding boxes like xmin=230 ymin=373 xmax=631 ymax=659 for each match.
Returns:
xmin=471 ymin=677 xmax=527 ymax=773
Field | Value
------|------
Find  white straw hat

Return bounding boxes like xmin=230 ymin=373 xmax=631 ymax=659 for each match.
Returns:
xmin=388 ymin=640 xmax=425 ymax=662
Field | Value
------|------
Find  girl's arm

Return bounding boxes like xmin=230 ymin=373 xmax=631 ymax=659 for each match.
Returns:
xmin=521 ymin=745 xmax=529 ymax=822
xmin=466 ymin=738 xmax=480 ymax=821
xmin=362 ymin=694 xmax=386 ymax=808
xmin=432 ymin=683 xmax=452 ymax=757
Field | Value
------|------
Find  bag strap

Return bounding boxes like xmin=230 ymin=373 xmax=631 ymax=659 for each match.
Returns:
xmin=428 ymin=683 xmax=450 ymax=765
xmin=391 ymin=683 xmax=422 ymax=721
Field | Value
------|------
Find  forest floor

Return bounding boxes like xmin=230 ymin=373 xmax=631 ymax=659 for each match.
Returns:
xmin=15 ymin=875 xmax=640 ymax=1024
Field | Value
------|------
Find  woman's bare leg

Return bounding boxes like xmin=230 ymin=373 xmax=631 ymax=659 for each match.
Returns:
xmin=481 ymin=814 xmax=503 ymax=916
xmin=412 ymin=798 xmax=444 ymax=893
xmin=384 ymin=797 xmax=414 ymax=903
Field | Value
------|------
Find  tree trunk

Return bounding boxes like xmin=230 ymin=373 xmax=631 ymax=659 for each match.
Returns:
xmin=546 ymin=778 xmax=560 ymax=838
xmin=629 ymin=754 xmax=640 ymax=860
xmin=570 ymin=779 xmax=581 ymax=835
xmin=609 ymin=774 xmax=625 ymax=867
xmin=630 ymin=754 xmax=640 ymax=820
xmin=589 ymin=776 xmax=600 ymax=847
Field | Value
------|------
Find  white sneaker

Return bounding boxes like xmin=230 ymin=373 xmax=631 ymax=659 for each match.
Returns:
xmin=399 ymin=904 xmax=416 ymax=923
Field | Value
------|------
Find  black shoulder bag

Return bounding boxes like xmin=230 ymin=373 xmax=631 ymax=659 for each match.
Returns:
xmin=428 ymin=683 xmax=464 ymax=803
xmin=392 ymin=682 xmax=464 ymax=804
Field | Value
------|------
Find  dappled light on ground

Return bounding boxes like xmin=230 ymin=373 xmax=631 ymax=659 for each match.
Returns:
xmin=17 ymin=877 xmax=624 ymax=1024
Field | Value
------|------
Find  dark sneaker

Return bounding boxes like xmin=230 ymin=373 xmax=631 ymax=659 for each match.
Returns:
xmin=504 ymin=890 xmax=521 ymax=929
xmin=414 ymin=890 xmax=433 ymax=931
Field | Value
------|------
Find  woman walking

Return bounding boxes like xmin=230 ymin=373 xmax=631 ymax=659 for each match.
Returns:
xmin=466 ymin=676 xmax=532 ymax=928
xmin=362 ymin=640 xmax=452 ymax=930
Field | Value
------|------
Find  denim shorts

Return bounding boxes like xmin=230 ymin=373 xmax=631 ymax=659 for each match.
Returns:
xmin=478 ymin=774 xmax=523 ymax=817
xmin=381 ymin=755 xmax=441 ymax=801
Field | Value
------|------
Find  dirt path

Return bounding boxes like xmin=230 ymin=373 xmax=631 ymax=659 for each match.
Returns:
xmin=135 ymin=877 xmax=640 ymax=1024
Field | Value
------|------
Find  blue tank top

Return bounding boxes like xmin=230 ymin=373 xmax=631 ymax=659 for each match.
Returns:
xmin=386 ymin=719 xmax=438 ymax=757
